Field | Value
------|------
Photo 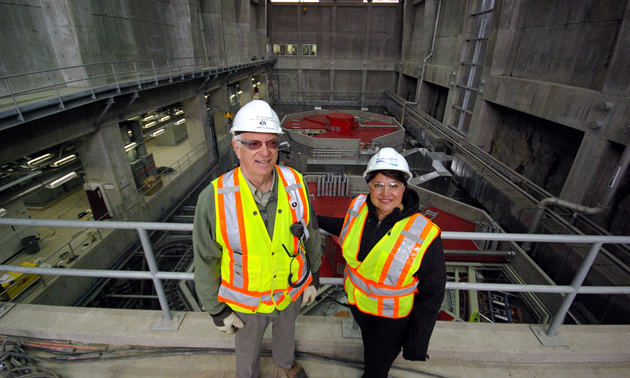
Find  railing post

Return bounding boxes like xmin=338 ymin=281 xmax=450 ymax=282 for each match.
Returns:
xmin=151 ymin=60 xmax=158 ymax=85
xmin=5 ymin=78 xmax=25 ymax=122
xmin=133 ymin=62 xmax=142 ymax=89
xmin=136 ymin=227 xmax=172 ymax=322
xmin=84 ymin=66 xmax=96 ymax=99
xmin=545 ymin=241 xmax=604 ymax=337
xmin=111 ymin=62 xmax=121 ymax=93
xmin=49 ymin=72 xmax=65 ymax=109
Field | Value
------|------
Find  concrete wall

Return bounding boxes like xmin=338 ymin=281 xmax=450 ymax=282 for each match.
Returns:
xmin=269 ymin=2 xmax=402 ymax=113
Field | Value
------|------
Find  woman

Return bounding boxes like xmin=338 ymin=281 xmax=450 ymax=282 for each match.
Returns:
xmin=318 ymin=147 xmax=446 ymax=378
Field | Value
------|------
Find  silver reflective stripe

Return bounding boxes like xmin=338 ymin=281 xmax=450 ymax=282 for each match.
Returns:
xmin=218 ymin=285 xmax=260 ymax=308
xmin=217 ymin=186 xmax=240 ymax=194
xmin=381 ymin=298 xmax=395 ymax=317
xmin=382 ymin=215 xmax=428 ymax=287
xmin=346 ymin=268 xmax=372 ymax=295
xmin=278 ymin=166 xmax=309 ymax=240
xmin=339 ymin=195 xmax=366 ymax=245
xmin=347 ymin=266 xmax=417 ymax=297
xmin=219 ymin=170 xmax=244 ymax=289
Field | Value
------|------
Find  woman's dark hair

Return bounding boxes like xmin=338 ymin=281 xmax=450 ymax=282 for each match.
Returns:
xmin=365 ymin=170 xmax=408 ymax=185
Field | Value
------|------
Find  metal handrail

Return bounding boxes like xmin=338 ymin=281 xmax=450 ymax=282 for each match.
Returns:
xmin=0 ymin=217 xmax=629 ymax=339
xmin=1 ymin=56 xmax=277 ymax=124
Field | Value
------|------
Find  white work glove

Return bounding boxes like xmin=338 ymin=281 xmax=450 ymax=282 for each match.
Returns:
xmin=302 ymin=285 xmax=317 ymax=306
xmin=214 ymin=312 xmax=244 ymax=334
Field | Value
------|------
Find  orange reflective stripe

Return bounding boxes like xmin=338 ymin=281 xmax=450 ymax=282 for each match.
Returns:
xmin=397 ymin=243 xmax=421 ymax=287
xmin=216 ymin=175 xmax=234 ymax=284
xmin=233 ymin=170 xmax=249 ymax=288
xmin=288 ymin=167 xmax=309 ymax=222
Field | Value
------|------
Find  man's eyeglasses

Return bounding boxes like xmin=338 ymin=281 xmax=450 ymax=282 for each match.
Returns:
xmin=238 ymin=139 xmax=279 ymax=150
xmin=370 ymin=181 xmax=404 ymax=192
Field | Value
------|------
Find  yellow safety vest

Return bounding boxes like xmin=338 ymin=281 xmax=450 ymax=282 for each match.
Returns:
xmin=214 ymin=165 xmax=312 ymax=313
xmin=340 ymin=194 xmax=440 ymax=318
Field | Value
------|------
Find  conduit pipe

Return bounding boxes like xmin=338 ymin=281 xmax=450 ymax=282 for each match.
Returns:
xmin=523 ymin=137 xmax=630 ymax=250
xmin=400 ymin=0 xmax=441 ymax=128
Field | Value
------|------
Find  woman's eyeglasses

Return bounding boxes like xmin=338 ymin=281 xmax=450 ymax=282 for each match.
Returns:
xmin=238 ymin=139 xmax=279 ymax=150
xmin=370 ymin=181 xmax=404 ymax=192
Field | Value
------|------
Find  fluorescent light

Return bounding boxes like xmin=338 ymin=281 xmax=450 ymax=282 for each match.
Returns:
xmin=237 ymin=90 xmax=243 ymax=95
xmin=142 ymin=121 xmax=157 ymax=129
xmin=142 ymin=115 xmax=155 ymax=121
xmin=27 ymin=153 xmax=53 ymax=166
xmin=252 ymin=78 xmax=255 ymax=81
xmin=253 ymin=84 xmax=257 ymax=88
xmin=175 ymin=110 xmax=184 ymax=115
xmin=230 ymin=94 xmax=236 ymax=99
xmin=175 ymin=119 xmax=186 ymax=125
xmin=257 ymin=82 xmax=261 ymax=85
xmin=159 ymin=116 xmax=171 ymax=122
xmin=151 ymin=129 xmax=165 ymax=137
xmin=0 ymin=208 xmax=6 ymax=217
xmin=50 ymin=154 xmax=77 ymax=168
xmin=124 ymin=142 xmax=138 ymax=152
xmin=46 ymin=172 xmax=78 ymax=189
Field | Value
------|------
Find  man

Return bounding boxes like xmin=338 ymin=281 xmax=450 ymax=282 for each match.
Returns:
xmin=193 ymin=100 xmax=321 ymax=378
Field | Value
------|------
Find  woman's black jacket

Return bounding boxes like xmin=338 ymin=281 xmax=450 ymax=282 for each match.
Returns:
xmin=317 ymin=189 xmax=446 ymax=361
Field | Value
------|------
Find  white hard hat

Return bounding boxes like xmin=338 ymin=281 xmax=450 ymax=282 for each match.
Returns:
xmin=230 ymin=100 xmax=283 ymax=135
xmin=363 ymin=147 xmax=412 ymax=181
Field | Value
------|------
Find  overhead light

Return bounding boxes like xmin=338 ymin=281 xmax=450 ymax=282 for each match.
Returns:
xmin=46 ymin=172 xmax=78 ymax=189
xmin=0 ymin=208 xmax=6 ymax=217
xmin=230 ymin=94 xmax=236 ymax=99
xmin=50 ymin=154 xmax=77 ymax=168
xmin=142 ymin=115 xmax=155 ymax=121
xmin=175 ymin=119 xmax=186 ymax=125
xmin=142 ymin=121 xmax=157 ymax=129
xmin=151 ymin=129 xmax=165 ymax=137
xmin=27 ymin=153 xmax=53 ymax=166
xmin=237 ymin=90 xmax=243 ymax=95
xmin=175 ymin=110 xmax=184 ymax=115
xmin=159 ymin=116 xmax=171 ymax=122
xmin=252 ymin=78 xmax=255 ymax=81
xmin=252 ymin=84 xmax=257 ymax=88
xmin=124 ymin=142 xmax=138 ymax=152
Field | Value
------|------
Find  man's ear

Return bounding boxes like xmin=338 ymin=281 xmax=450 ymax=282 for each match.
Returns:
xmin=232 ymin=140 xmax=241 ymax=159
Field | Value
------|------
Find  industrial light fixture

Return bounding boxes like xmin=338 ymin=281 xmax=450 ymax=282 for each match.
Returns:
xmin=257 ymin=82 xmax=261 ymax=86
xmin=175 ymin=110 xmax=184 ymax=115
xmin=237 ymin=90 xmax=243 ymax=95
xmin=175 ymin=119 xmax=186 ymax=125
xmin=0 ymin=208 xmax=7 ymax=217
xmin=142 ymin=121 xmax=157 ymax=129
xmin=124 ymin=142 xmax=138 ymax=152
xmin=142 ymin=115 xmax=156 ymax=122
xmin=46 ymin=172 xmax=78 ymax=189
xmin=27 ymin=153 xmax=53 ymax=166
xmin=151 ymin=129 xmax=165 ymax=137
xmin=50 ymin=154 xmax=77 ymax=168
xmin=230 ymin=94 xmax=236 ymax=99
xmin=159 ymin=115 xmax=171 ymax=122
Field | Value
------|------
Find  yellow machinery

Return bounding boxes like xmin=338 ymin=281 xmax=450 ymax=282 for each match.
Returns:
xmin=0 ymin=262 xmax=39 ymax=300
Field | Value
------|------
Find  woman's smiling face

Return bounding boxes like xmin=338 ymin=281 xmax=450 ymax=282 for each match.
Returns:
xmin=368 ymin=172 xmax=405 ymax=221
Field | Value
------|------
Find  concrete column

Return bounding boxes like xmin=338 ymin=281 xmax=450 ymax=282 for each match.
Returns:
xmin=329 ymin=5 xmax=337 ymax=102
xmin=183 ymin=94 xmax=211 ymax=152
xmin=361 ymin=5 xmax=372 ymax=104
xmin=77 ymin=124 xmax=142 ymax=218
xmin=560 ymin=129 xmax=613 ymax=206
xmin=171 ymin=0 xmax=195 ymax=58
xmin=40 ymin=0 xmax=88 ymax=86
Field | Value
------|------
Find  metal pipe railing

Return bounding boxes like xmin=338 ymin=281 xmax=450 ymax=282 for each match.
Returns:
xmin=0 ymin=217 xmax=629 ymax=339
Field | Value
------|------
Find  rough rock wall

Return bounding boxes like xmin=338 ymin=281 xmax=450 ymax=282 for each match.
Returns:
xmin=489 ymin=108 xmax=581 ymax=197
